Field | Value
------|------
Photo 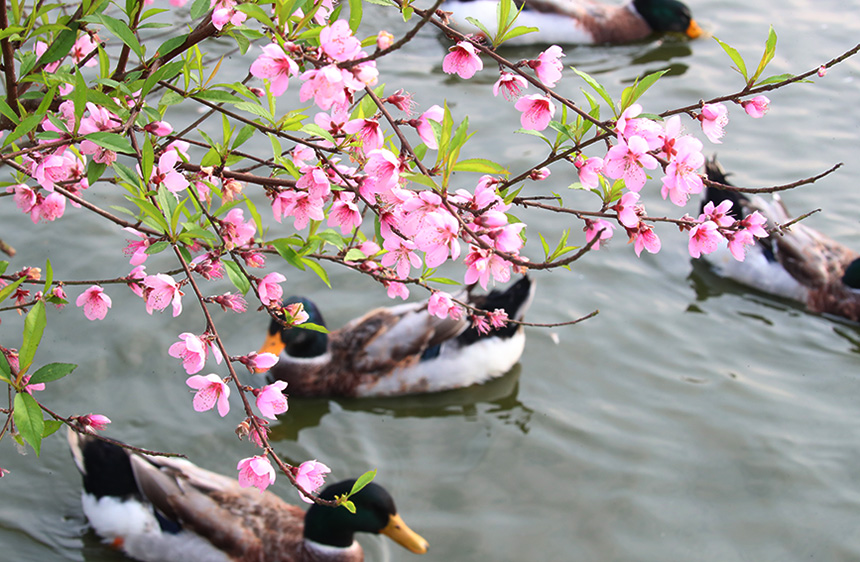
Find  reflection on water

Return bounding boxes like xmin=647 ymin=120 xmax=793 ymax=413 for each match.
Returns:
xmin=268 ymin=365 xmax=534 ymax=442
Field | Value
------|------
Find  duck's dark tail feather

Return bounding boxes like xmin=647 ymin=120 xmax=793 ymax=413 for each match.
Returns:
xmin=702 ymin=155 xmax=748 ymax=221
xmin=68 ymin=429 xmax=140 ymax=500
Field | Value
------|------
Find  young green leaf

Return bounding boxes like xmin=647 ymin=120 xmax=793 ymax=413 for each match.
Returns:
xmin=28 ymin=362 xmax=77 ymax=385
xmin=713 ymin=36 xmax=748 ymax=81
xmin=13 ymin=392 xmax=45 ymax=456
xmin=349 ymin=469 xmax=377 ymax=497
xmin=751 ymin=26 xmax=778 ymax=85
xmin=224 ymin=260 xmax=251 ymax=295
xmin=19 ymin=300 xmax=46 ymax=376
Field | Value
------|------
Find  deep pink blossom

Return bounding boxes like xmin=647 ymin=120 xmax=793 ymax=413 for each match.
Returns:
xmin=529 ymin=167 xmax=551 ymax=181
xmin=464 ymin=246 xmax=512 ymax=289
xmin=258 ymin=272 xmax=286 ymax=306
xmin=71 ymin=34 xmax=99 ymax=67
xmin=75 ymin=414 xmax=111 ymax=433
xmin=603 ymin=135 xmax=658 ymax=192
xmin=740 ymin=211 xmax=768 ymax=238
xmin=240 ymin=352 xmax=279 ymax=373
xmin=487 ymin=309 xmax=509 ymax=330
xmin=250 ymin=43 xmax=299 ymax=96
xmin=255 ymin=381 xmax=289 ymax=420
xmin=186 ymin=374 xmax=230 ymax=417
xmin=472 ymin=314 xmax=490 ymax=335
xmin=79 ymin=104 xmax=121 ymax=165
xmin=143 ymin=121 xmax=173 ymax=136
xmin=630 ymin=224 xmax=661 ymax=257
xmin=688 ymin=221 xmax=723 ymax=258
xmin=700 ymin=103 xmax=729 ymax=143
xmin=212 ymin=292 xmax=248 ymax=313
xmin=415 ymin=210 xmax=461 ymax=267
xmin=344 ymin=118 xmax=383 ymax=154
xmin=363 ymin=149 xmax=402 ymax=196
xmin=328 ymin=191 xmax=362 ymax=234
xmin=32 ymin=192 xmax=67 ymax=222
xmin=211 ymin=0 xmax=246 ymax=30
xmin=143 ymin=273 xmax=183 ymax=317
xmin=742 ymin=95 xmax=770 ymax=118
xmin=699 ymin=200 xmax=735 ymax=228
xmin=493 ymin=72 xmax=528 ymax=101
xmin=123 ymin=228 xmax=151 ymax=266
xmin=615 ymin=104 xmax=662 ymax=149
xmin=514 ymin=95 xmax=555 ymax=131
xmin=294 ymin=460 xmax=331 ymax=502
xmin=442 ymin=41 xmax=483 ymax=79
xmin=169 ymin=333 xmax=208 ymax=374
xmin=530 ymin=45 xmax=564 ymax=87
xmin=237 ymin=455 xmax=276 ymax=492
xmin=75 ymin=286 xmax=111 ymax=321
xmin=272 ymin=190 xmax=326 ymax=230
xmin=150 ymin=150 xmax=189 ymax=193
xmin=818 ymin=65 xmax=827 ymax=77
xmin=127 ymin=265 xmax=146 ymax=298
xmin=6 ymin=184 xmax=36 ymax=214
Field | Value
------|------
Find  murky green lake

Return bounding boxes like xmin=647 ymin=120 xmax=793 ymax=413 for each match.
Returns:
xmin=3 ymin=0 xmax=860 ymax=560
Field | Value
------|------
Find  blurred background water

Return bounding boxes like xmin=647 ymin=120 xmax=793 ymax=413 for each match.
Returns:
xmin=2 ymin=0 xmax=860 ymax=560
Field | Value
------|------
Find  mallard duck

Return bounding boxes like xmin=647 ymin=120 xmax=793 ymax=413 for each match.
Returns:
xmin=441 ymin=0 xmax=702 ymax=45
xmin=257 ymin=276 xmax=535 ymax=397
xmin=701 ymin=157 xmax=860 ymax=321
xmin=68 ymin=429 xmax=428 ymax=562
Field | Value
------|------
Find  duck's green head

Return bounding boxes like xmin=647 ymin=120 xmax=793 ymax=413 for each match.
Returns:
xmin=258 ymin=296 xmax=328 ymax=362
xmin=842 ymin=259 xmax=860 ymax=290
xmin=304 ymin=479 xmax=429 ymax=554
xmin=634 ymin=0 xmax=703 ymax=38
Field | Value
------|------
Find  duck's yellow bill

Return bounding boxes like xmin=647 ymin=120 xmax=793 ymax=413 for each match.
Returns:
xmin=686 ymin=19 xmax=703 ymax=39
xmin=381 ymin=513 xmax=429 ymax=554
xmin=255 ymin=332 xmax=284 ymax=373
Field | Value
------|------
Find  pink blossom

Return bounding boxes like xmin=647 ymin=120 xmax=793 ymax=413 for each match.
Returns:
xmin=75 ymin=414 xmax=111 ymax=433
xmin=382 ymin=236 xmax=421 ymax=279
xmin=377 ymin=30 xmax=394 ymax=50
xmin=740 ymin=211 xmax=768 ymax=238
xmin=75 ymin=286 xmax=111 ymax=321
xmin=148 ymin=150 xmax=188 ymax=193
xmin=630 ymin=224 xmax=661 ymax=257
xmin=442 ymin=41 xmax=483 ymax=79
xmin=514 ymin=95 xmax=555 ymax=131
xmin=272 ymin=190 xmax=326 ymax=230
xmin=127 ymin=265 xmax=146 ymax=298
xmin=726 ymin=229 xmax=755 ymax=261
xmin=169 ymin=333 xmax=208 ymax=374
xmin=284 ymin=302 xmax=310 ymax=326
xmin=221 ymin=208 xmax=256 ymax=249
xmin=23 ymin=374 xmax=44 ymax=394
xmin=428 ymin=291 xmax=462 ymax=319
xmin=6 ymin=184 xmax=36 ymax=213
xmin=34 ymin=41 xmax=61 ymax=73
xmin=344 ymin=118 xmax=383 ymax=154
xmin=384 ymin=89 xmax=416 ymax=114
xmin=319 ymin=20 xmax=362 ymax=62
xmin=602 ymin=135 xmax=658 ymax=192
xmin=742 ymin=95 xmax=770 ymax=118
xmin=530 ymin=45 xmax=564 ymax=87
xmin=688 ymin=221 xmax=723 ymax=258
xmin=584 ymin=219 xmax=616 ymax=250
xmin=576 ymin=156 xmax=604 ymax=189
xmin=487 ymin=309 xmax=509 ymax=330
xmin=299 ymin=65 xmax=347 ymax=111
xmin=529 ymin=167 xmax=550 ymax=181
xmin=415 ymin=211 xmax=461 ymax=267
xmin=818 ymin=65 xmax=827 ymax=77
xmin=472 ymin=314 xmax=490 ymax=335
xmin=660 ymin=136 xmax=704 ymax=206
xmin=385 ymin=279 xmax=409 ymax=300
xmin=144 ymin=121 xmax=173 ymax=136
xmin=700 ymin=103 xmax=729 ymax=144
xmin=123 ymin=228 xmax=151 ymax=266
xmin=414 ymin=105 xmax=444 ymax=149
xmin=363 ymin=149 xmax=402 ymax=196
xmin=211 ymin=0 xmax=246 ymax=30
xmin=250 ymin=43 xmax=299 ymax=97
xmin=255 ymin=381 xmax=289 ymax=420
xmin=615 ymin=104 xmax=663 ymax=149
xmin=699 ymin=200 xmax=735 ymax=228
xmin=258 ymin=272 xmax=286 ymax=306
xmin=328 ymin=191 xmax=362 ymax=234
xmin=294 ymin=460 xmax=331 ymax=502
xmin=240 ymin=352 xmax=279 ymax=373
xmin=212 ymin=292 xmax=248 ymax=313
xmin=493 ymin=72 xmax=528 ymax=101
xmin=186 ymin=374 xmax=230 ymax=417
xmin=30 ymin=152 xmax=75 ymax=191
xmin=32 ymin=192 xmax=67 ymax=222
xmin=143 ymin=273 xmax=183 ymax=317
xmin=79 ymin=104 xmax=121 ymax=165
xmin=237 ymin=455 xmax=276 ymax=492
xmin=464 ymin=246 xmax=512 ymax=289
xmin=71 ymin=34 xmax=99 ymax=67
xmin=0 ymin=467 xmax=8 ymax=477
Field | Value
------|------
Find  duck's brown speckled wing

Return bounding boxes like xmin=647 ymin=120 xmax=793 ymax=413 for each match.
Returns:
xmin=519 ymin=0 xmax=651 ymax=42
xmin=130 ymin=453 xmax=308 ymax=562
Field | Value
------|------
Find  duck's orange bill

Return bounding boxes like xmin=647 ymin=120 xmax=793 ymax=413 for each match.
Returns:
xmin=255 ymin=332 xmax=285 ymax=373
xmin=686 ymin=19 xmax=703 ymax=39
xmin=381 ymin=513 xmax=429 ymax=554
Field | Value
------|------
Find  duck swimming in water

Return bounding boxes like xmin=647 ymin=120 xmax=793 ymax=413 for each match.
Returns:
xmin=700 ymin=157 xmax=860 ymax=321
xmin=68 ymin=429 xmax=428 ymax=562
xmin=257 ymin=276 xmax=536 ymax=397
xmin=441 ymin=0 xmax=702 ymax=45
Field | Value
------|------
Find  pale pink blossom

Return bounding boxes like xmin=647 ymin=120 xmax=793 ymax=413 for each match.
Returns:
xmin=255 ymin=381 xmax=289 ymax=419
xmin=630 ymin=224 xmax=661 ymax=256
xmin=221 ymin=208 xmax=256 ymax=249
xmin=250 ymin=43 xmax=299 ymax=96
xmin=32 ymin=192 xmax=67 ymax=222
xmin=344 ymin=118 xmax=383 ymax=154
xmin=493 ymin=72 xmax=528 ymax=101
xmin=127 ymin=265 xmax=146 ymax=298
xmin=584 ymin=219 xmax=615 ymax=250
xmin=688 ymin=221 xmax=723 ymax=258
xmin=294 ymin=460 xmax=331 ymax=502
xmin=514 ymin=94 xmax=555 ymax=131
xmin=415 ymin=211 xmax=461 ymax=267
xmin=211 ymin=0 xmax=246 ymax=30
xmin=377 ymin=30 xmax=394 ymax=50
xmin=258 ymin=272 xmax=286 ymax=306
xmin=284 ymin=302 xmax=310 ymax=325
xmin=414 ymin=105 xmax=444 ymax=149
xmin=123 ymin=228 xmax=151 ymax=266
xmin=699 ymin=200 xmax=735 ymax=228
xmin=428 ymin=291 xmax=462 ymax=319
xmin=237 ymin=455 xmax=276 ymax=492
xmin=726 ymin=229 xmax=755 ymax=261
xmin=740 ymin=211 xmax=768 ymax=238
xmin=442 ymin=41 xmax=483 ymax=79
xmin=76 ymin=286 xmax=111 ymax=321
xmin=71 ymin=34 xmax=99 ymax=67
xmin=382 ymin=236 xmax=421 ymax=279
xmin=328 ymin=191 xmax=362 ymax=234
xmin=143 ymin=273 xmax=183 ymax=317
xmin=299 ymin=65 xmax=347 ymax=111
xmin=79 ymin=104 xmax=121 ymax=164
xmin=34 ymin=41 xmax=61 ymax=73
xmin=363 ymin=149 xmax=402 ymax=196
xmin=169 ymin=333 xmax=208 ymax=374
xmin=615 ymin=104 xmax=663 ymax=149
xmin=700 ymin=103 xmax=729 ymax=144
xmin=530 ymin=45 xmax=564 ymax=87
xmin=151 ymin=150 xmax=189 ymax=193
xmin=186 ymin=374 xmax=230 ymax=417
xmin=75 ymin=414 xmax=111 ymax=433
xmin=6 ymin=184 xmax=36 ymax=213
xmin=660 ymin=136 xmax=704 ymax=206
xmin=319 ymin=20 xmax=362 ymax=62
xmin=240 ymin=352 xmax=279 ymax=373
xmin=742 ymin=95 xmax=770 ymax=118
xmin=602 ymin=135 xmax=658 ymax=192
xmin=385 ymin=280 xmax=409 ymax=300
xmin=272 ymin=190 xmax=326 ymax=230
xmin=144 ymin=121 xmax=173 ymax=136
xmin=576 ymin=156 xmax=604 ymax=189
xmin=464 ymin=246 xmax=512 ymax=289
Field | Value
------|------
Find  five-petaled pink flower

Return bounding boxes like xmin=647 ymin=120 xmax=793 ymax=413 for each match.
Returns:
xmin=294 ymin=460 xmax=331 ymax=502
xmin=258 ymin=272 xmax=286 ymax=306
xmin=250 ymin=43 xmax=300 ymax=96
xmin=688 ymin=221 xmax=723 ymax=258
xmin=186 ymin=374 xmax=231 ymax=417
xmin=742 ymin=95 xmax=770 ymax=119
xmin=603 ymin=135 xmax=658 ymax=192
xmin=514 ymin=95 xmax=556 ymax=131
xmin=169 ymin=333 xmax=211 ymax=375
xmin=428 ymin=291 xmax=462 ymax=320
xmin=237 ymin=455 xmax=276 ymax=492
xmin=76 ymin=286 xmax=112 ymax=321
xmin=529 ymin=45 xmax=564 ymax=87
xmin=630 ymin=224 xmax=661 ymax=257
xmin=255 ymin=380 xmax=289 ymax=420
xmin=319 ymin=20 xmax=362 ymax=62
xmin=143 ymin=273 xmax=183 ymax=317
xmin=381 ymin=236 xmax=421 ymax=279
xmin=700 ymin=103 xmax=729 ymax=143
xmin=493 ymin=72 xmax=528 ymax=101
xmin=442 ymin=41 xmax=483 ymax=79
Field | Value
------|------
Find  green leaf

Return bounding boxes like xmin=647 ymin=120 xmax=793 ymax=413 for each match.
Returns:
xmin=341 ymin=499 xmax=357 ymax=513
xmin=97 ymin=14 xmax=144 ymax=58
xmin=0 ymin=352 xmax=11 ymax=384
xmin=19 ymin=300 xmax=46 ymax=376
xmin=190 ymin=0 xmax=210 ymax=19
xmin=145 ymin=240 xmax=170 ymax=255
xmin=193 ymin=90 xmax=246 ymax=105
xmin=42 ymin=419 xmax=63 ymax=438
xmin=42 ymin=259 xmax=53 ymax=296
xmin=0 ymin=276 xmax=26 ymax=304
xmin=36 ymin=24 xmax=79 ymax=68
xmin=452 ymin=158 xmax=508 ymax=174
xmin=349 ymin=469 xmax=377 ymax=497
xmin=572 ymin=68 xmax=615 ymax=113
xmin=270 ymin=238 xmax=306 ymax=270
xmin=4 ymin=112 xmax=44 ymax=148
xmin=302 ymin=258 xmax=331 ymax=287
xmin=13 ymin=392 xmax=44 ymax=456
xmin=365 ymin=0 xmax=396 ymax=5
xmin=300 ymin=123 xmax=336 ymax=146
xmin=224 ymin=260 xmax=251 ymax=295
xmin=84 ymin=132 xmax=135 ymax=154
xmin=28 ymin=362 xmax=77 ymax=385
xmin=0 ymin=99 xmax=19 ymax=124
xmin=499 ymin=25 xmax=538 ymax=44
xmin=156 ymin=33 xmax=189 ymax=57
xmin=754 ymin=73 xmax=796 ymax=86
xmin=713 ymin=36 xmax=748 ymax=81
xmin=620 ymin=69 xmax=669 ymax=111
xmin=348 ymin=0 xmax=363 ymax=31
xmin=751 ymin=26 xmax=777 ymax=84
xmin=296 ymin=321 xmax=328 ymax=333
xmin=465 ymin=17 xmax=493 ymax=41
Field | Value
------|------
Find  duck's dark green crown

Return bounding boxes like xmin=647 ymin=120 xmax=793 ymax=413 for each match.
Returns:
xmin=842 ymin=259 xmax=860 ymax=290
xmin=633 ymin=0 xmax=694 ymax=33
xmin=269 ymin=296 xmax=328 ymax=358
xmin=304 ymin=480 xmax=398 ymax=547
